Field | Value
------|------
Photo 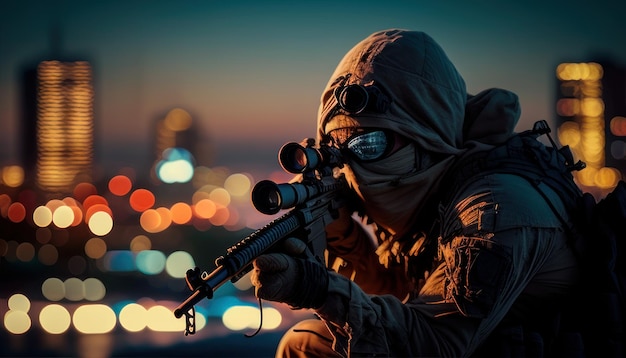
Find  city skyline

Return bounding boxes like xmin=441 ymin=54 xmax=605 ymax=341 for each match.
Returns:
xmin=1 ymin=0 xmax=626 ymax=180
xmin=1 ymin=2 xmax=625 ymax=355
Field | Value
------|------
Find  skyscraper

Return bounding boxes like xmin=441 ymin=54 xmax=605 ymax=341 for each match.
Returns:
xmin=36 ymin=60 xmax=94 ymax=194
xmin=555 ymin=60 xmax=626 ymax=199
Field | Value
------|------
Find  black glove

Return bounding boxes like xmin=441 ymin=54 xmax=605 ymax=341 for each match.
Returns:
xmin=251 ymin=238 xmax=329 ymax=309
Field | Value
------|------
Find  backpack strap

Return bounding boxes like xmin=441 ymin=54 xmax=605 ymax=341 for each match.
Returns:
xmin=444 ymin=120 xmax=584 ymax=219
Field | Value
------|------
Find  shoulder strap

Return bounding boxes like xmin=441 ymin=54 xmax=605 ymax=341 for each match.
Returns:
xmin=445 ymin=120 xmax=584 ymax=217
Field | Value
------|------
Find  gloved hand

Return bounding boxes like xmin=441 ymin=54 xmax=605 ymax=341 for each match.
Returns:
xmin=251 ymin=238 xmax=329 ymax=309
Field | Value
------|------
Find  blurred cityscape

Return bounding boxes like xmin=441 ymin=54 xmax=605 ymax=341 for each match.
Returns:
xmin=0 ymin=57 xmax=308 ymax=357
xmin=1 ymin=52 xmax=625 ymax=357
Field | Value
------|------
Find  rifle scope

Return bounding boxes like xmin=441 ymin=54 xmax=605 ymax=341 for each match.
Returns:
xmin=252 ymin=180 xmax=320 ymax=215
xmin=278 ymin=141 xmax=323 ymax=174
xmin=253 ymin=139 xmax=343 ymax=215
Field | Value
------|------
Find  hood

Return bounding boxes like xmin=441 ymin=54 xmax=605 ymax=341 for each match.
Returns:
xmin=317 ymin=29 xmax=521 ymax=157
xmin=315 ymin=29 xmax=522 ymax=245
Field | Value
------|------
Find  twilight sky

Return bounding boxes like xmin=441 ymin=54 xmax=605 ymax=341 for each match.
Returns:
xmin=1 ymin=0 xmax=625 ymax=178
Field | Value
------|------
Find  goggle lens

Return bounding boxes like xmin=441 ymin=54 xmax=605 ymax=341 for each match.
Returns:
xmin=345 ymin=130 xmax=389 ymax=161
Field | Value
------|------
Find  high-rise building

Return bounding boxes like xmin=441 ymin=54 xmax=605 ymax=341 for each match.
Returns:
xmin=35 ymin=60 xmax=94 ymax=194
xmin=151 ymin=107 xmax=214 ymax=185
xmin=554 ymin=60 xmax=626 ymax=199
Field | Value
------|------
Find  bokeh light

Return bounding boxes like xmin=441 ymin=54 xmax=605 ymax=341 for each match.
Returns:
xmin=119 ymin=303 xmax=148 ymax=332
xmin=85 ymin=237 xmax=107 ymax=259
xmin=129 ymin=189 xmax=155 ymax=212
xmin=108 ymin=175 xmax=132 ymax=196
xmin=103 ymin=251 xmax=135 ymax=272
xmin=170 ymin=202 xmax=192 ymax=224
xmin=164 ymin=108 xmax=192 ymax=131
xmin=2 ymin=165 xmax=25 ymax=188
xmin=52 ymin=205 xmax=74 ymax=228
xmin=209 ymin=188 xmax=231 ymax=207
xmin=594 ymin=167 xmax=621 ymax=189
xmin=70 ymin=205 xmax=83 ymax=226
xmin=16 ymin=242 xmax=35 ymax=262
xmin=610 ymin=116 xmax=626 ymax=137
xmin=33 ymin=205 xmax=53 ymax=227
xmin=8 ymin=294 xmax=30 ymax=312
xmin=4 ymin=310 xmax=31 ymax=334
xmin=611 ymin=141 xmax=626 ymax=160
xmin=85 ymin=203 xmax=113 ymax=223
xmin=46 ymin=199 xmax=65 ymax=212
xmin=73 ymin=305 xmax=116 ymax=334
xmin=194 ymin=199 xmax=216 ymax=219
xmin=38 ymin=244 xmax=59 ymax=265
xmin=82 ymin=195 xmax=108 ymax=212
xmin=42 ymin=278 xmax=65 ymax=301
xmin=7 ymin=202 xmax=26 ymax=223
xmin=165 ymin=251 xmax=195 ymax=278
xmin=65 ymin=277 xmax=85 ymax=301
xmin=222 ymin=306 xmax=282 ymax=331
xmin=88 ymin=211 xmax=113 ymax=236
xmin=224 ymin=173 xmax=252 ymax=197
xmin=130 ymin=235 xmax=151 ymax=252
xmin=73 ymin=182 xmax=97 ymax=202
xmin=136 ymin=250 xmax=166 ymax=275
xmin=84 ymin=278 xmax=106 ymax=301
xmin=0 ymin=194 xmax=11 ymax=217
xmin=140 ymin=209 xmax=162 ymax=233
xmin=156 ymin=148 xmax=195 ymax=184
xmin=39 ymin=304 xmax=71 ymax=334
xmin=4 ymin=294 xmax=32 ymax=335
xmin=155 ymin=207 xmax=172 ymax=232
xmin=146 ymin=305 xmax=185 ymax=332
xmin=210 ymin=206 xmax=230 ymax=226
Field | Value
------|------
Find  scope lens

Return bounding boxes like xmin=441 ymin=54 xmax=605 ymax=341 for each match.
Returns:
xmin=251 ymin=180 xmax=283 ymax=215
xmin=266 ymin=190 xmax=280 ymax=208
xmin=279 ymin=142 xmax=320 ymax=173
xmin=290 ymin=147 xmax=307 ymax=172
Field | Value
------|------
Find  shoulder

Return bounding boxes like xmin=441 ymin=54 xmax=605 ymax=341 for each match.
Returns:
xmin=441 ymin=173 xmax=567 ymax=234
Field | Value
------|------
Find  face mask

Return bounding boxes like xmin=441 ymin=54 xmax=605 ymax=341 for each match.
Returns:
xmin=343 ymin=144 xmax=452 ymax=237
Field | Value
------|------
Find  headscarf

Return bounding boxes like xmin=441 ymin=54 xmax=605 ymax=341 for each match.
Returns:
xmin=317 ymin=29 xmax=520 ymax=247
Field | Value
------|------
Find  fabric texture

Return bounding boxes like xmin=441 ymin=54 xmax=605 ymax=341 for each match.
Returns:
xmin=315 ymin=173 xmax=578 ymax=357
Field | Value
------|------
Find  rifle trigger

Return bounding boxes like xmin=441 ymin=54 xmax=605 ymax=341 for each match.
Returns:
xmin=183 ymin=306 xmax=196 ymax=336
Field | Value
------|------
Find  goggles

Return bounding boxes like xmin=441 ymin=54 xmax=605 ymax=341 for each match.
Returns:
xmin=333 ymin=83 xmax=390 ymax=115
xmin=329 ymin=128 xmax=395 ymax=162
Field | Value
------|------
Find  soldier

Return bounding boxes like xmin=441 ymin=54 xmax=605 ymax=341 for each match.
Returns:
xmin=251 ymin=29 xmax=580 ymax=357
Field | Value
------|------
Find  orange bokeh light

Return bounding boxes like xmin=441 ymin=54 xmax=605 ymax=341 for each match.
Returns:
xmin=194 ymin=199 xmax=216 ymax=219
xmin=108 ymin=175 xmax=133 ymax=196
xmin=210 ymin=206 xmax=230 ymax=226
xmin=83 ymin=195 xmax=109 ymax=212
xmin=70 ymin=205 xmax=83 ymax=226
xmin=170 ymin=202 xmax=192 ymax=225
xmin=140 ymin=209 xmax=161 ymax=233
xmin=45 ymin=199 xmax=65 ymax=212
xmin=0 ymin=194 xmax=11 ymax=218
xmin=155 ymin=207 xmax=172 ymax=232
xmin=73 ymin=182 xmax=98 ymax=202
xmin=129 ymin=189 xmax=155 ymax=212
xmin=62 ymin=197 xmax=79 ymax=207
xmin=85 ymin=204 xmax=113 ymax=223
xmin=8 ymin=202 xmax=26 ymax=223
